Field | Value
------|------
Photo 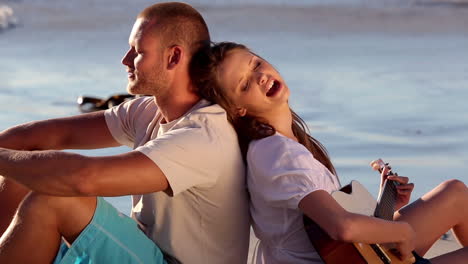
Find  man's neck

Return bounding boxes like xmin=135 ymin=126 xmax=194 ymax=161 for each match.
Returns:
xmin=153 ymin=90 xmax=200 ymax=123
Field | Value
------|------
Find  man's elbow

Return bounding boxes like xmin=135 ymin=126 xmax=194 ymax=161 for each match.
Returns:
xmin=71 ymin=166 xmax=99 ymax=196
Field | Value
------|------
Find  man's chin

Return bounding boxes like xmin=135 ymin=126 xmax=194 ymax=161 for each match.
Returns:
xmin=127 ymin=90 xmax=137 ymax=96
xmin=127 ymin=84 xmax=141 ymax=95
xmin=127 ymin=81 xmax=157 ymax=96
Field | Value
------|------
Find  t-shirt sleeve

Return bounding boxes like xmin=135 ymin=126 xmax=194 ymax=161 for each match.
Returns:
xmin=248 ymin=136 xmax=334 ymax=209
xmin=135 ymin=121 xmax=222 ymax=196
xmin=104 ymin=97 xmax=153 ymax=147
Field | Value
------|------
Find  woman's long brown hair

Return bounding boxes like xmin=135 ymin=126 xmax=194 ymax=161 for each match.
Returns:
xmin=190 ymin=42 xmax=337 ymax=176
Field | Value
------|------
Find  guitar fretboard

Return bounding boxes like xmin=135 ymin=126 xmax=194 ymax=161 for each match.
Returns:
xmin=374 ymin=179 xmax=398 ymax=221
xmin=371 ymin=167 xmax=399 ymax=264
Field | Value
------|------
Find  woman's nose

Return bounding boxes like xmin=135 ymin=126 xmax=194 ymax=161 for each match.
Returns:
xmin=257 ymin=73 xmax=268 ymax=85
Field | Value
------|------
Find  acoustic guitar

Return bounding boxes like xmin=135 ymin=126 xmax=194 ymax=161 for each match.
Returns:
xmin=303 ymin=159 xmax=431 ymax=264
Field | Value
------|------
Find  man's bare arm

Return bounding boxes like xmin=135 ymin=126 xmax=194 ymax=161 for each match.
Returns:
xmin=0 ymin=110 xmax=120 ymax=235
xmin=0 ymin=149 xmax=168 ymax=197
xmin=0 ymin=111 xmax=120 ymax=151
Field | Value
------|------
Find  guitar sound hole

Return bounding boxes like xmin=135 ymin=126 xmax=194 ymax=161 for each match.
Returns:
xmin=341 ymin=184 xmax=353 ymax=194
xmin=370 ymin=244 xmax=391 ymax=264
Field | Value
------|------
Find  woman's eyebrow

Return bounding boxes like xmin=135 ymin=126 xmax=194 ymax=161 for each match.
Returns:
xmin=248 ymin=55 xmax=254 ymax=66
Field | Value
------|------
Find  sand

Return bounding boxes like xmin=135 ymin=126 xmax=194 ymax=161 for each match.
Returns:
xmin=425 ymin=231 xmax=462 ymax=258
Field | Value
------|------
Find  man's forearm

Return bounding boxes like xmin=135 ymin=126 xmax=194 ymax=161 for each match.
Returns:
xmin=0 ymin=122 xmax=45 ymax=150
xmin=0 ymin=111 xmax=120 ymax=152
xmin=0 ymin=148 xmax=88 ymax=196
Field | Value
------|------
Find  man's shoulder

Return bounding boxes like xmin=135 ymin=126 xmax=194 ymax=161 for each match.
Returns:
xmin=183 ymin=101 xmax=231 ymax=128
xmin=188 ymin=100 xmax=227 ymax=116
xmin=107 ymin=96 xmax=157 ymax=116
xmin=169 ymin=101 xmax=239 ymax=152
xmin=128 ymin=96 xmax=157 ymax=110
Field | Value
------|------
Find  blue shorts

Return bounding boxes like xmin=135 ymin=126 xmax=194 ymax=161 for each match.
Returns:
xmin=53 ymin=197 xmax=166 ymax=264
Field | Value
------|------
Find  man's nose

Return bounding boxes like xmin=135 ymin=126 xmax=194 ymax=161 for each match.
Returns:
xmin=121 ymin=49 xmax=135 ymax=66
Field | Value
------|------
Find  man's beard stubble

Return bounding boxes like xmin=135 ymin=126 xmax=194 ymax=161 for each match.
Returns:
xmin=127 ymin=65 xmax=169 ymax=96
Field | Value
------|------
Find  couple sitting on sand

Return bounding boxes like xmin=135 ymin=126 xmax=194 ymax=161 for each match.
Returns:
xmin=0 ymin=2 xmax=467 ymax=264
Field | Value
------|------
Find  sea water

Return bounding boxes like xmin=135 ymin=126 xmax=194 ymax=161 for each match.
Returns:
xmin=1 ymin=0 xmax=467 ymax=214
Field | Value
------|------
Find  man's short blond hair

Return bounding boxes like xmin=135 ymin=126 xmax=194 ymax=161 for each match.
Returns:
xmin=138 ymin=2 xmax=210 ymax=57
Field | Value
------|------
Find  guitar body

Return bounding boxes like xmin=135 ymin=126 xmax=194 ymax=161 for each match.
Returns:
xmin=331 ymin=181 xmax=376 ymax=216
xmin=304 ymin=181 xmax=412 ymax=264
xmin=304 ymin=213 xmax=367 ymax=263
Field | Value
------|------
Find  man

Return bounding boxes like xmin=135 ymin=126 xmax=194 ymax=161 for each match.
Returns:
xmin=0 ymin=2 xmax=250 ymax=263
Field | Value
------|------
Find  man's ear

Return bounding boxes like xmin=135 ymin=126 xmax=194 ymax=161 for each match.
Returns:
xmin=236 ymin=107 xmax=247 ymax=117
xmin=167 ymin=46 xmax=183 ymax=70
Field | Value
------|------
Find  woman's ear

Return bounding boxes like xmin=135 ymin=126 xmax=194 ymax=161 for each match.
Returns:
xmin=167 ymin=46 xmax=183 ymax=70
xmin=236 ymin=107 xmax=247 ymax=117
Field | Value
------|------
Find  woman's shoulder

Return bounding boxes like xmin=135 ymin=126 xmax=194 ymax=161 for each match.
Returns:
xmin=249 ymin=133 xmax=307 ymax=154
xmin=247 ymin=133 xmax=311 ymax=165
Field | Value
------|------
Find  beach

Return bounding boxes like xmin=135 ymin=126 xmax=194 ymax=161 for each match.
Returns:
xmin=1 ymin=0 xmax=466 ymax=260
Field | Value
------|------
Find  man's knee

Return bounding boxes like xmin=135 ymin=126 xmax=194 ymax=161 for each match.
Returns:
xmin=19 ymin=193 xmax=97 ymax=221
xmin=0 ymin=177 xmax=31 ymax=235
xmin=0 ymin=177 xmax=30 ymax=210
xmin=19 ymin=194 xmax=98 ymax=241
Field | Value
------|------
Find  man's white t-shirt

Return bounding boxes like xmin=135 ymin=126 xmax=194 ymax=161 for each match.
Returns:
xmin=104 ymin=96 xmax=250 ymax=264
xmin=247 ymin=133 xmax=340 ymax=264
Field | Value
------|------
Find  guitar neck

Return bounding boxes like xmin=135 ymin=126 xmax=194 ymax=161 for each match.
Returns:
xmin=374 ymin=176 xmax=398 ymax=221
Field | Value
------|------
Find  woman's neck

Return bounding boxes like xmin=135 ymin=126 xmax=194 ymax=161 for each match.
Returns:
xmin=264 ymin=105 xmax=297 ymax=142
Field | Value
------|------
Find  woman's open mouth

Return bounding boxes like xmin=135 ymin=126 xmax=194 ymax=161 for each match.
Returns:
xmin=266 ymin=80 xmax=282 ymax=97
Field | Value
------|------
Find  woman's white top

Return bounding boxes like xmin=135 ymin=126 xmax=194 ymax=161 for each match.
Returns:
xmin=247 ymin=133 xmax=340 ymax=264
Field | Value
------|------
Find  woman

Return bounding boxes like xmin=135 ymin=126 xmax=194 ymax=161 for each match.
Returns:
xmin=190 ymin=42 xmax=468 ymax=264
